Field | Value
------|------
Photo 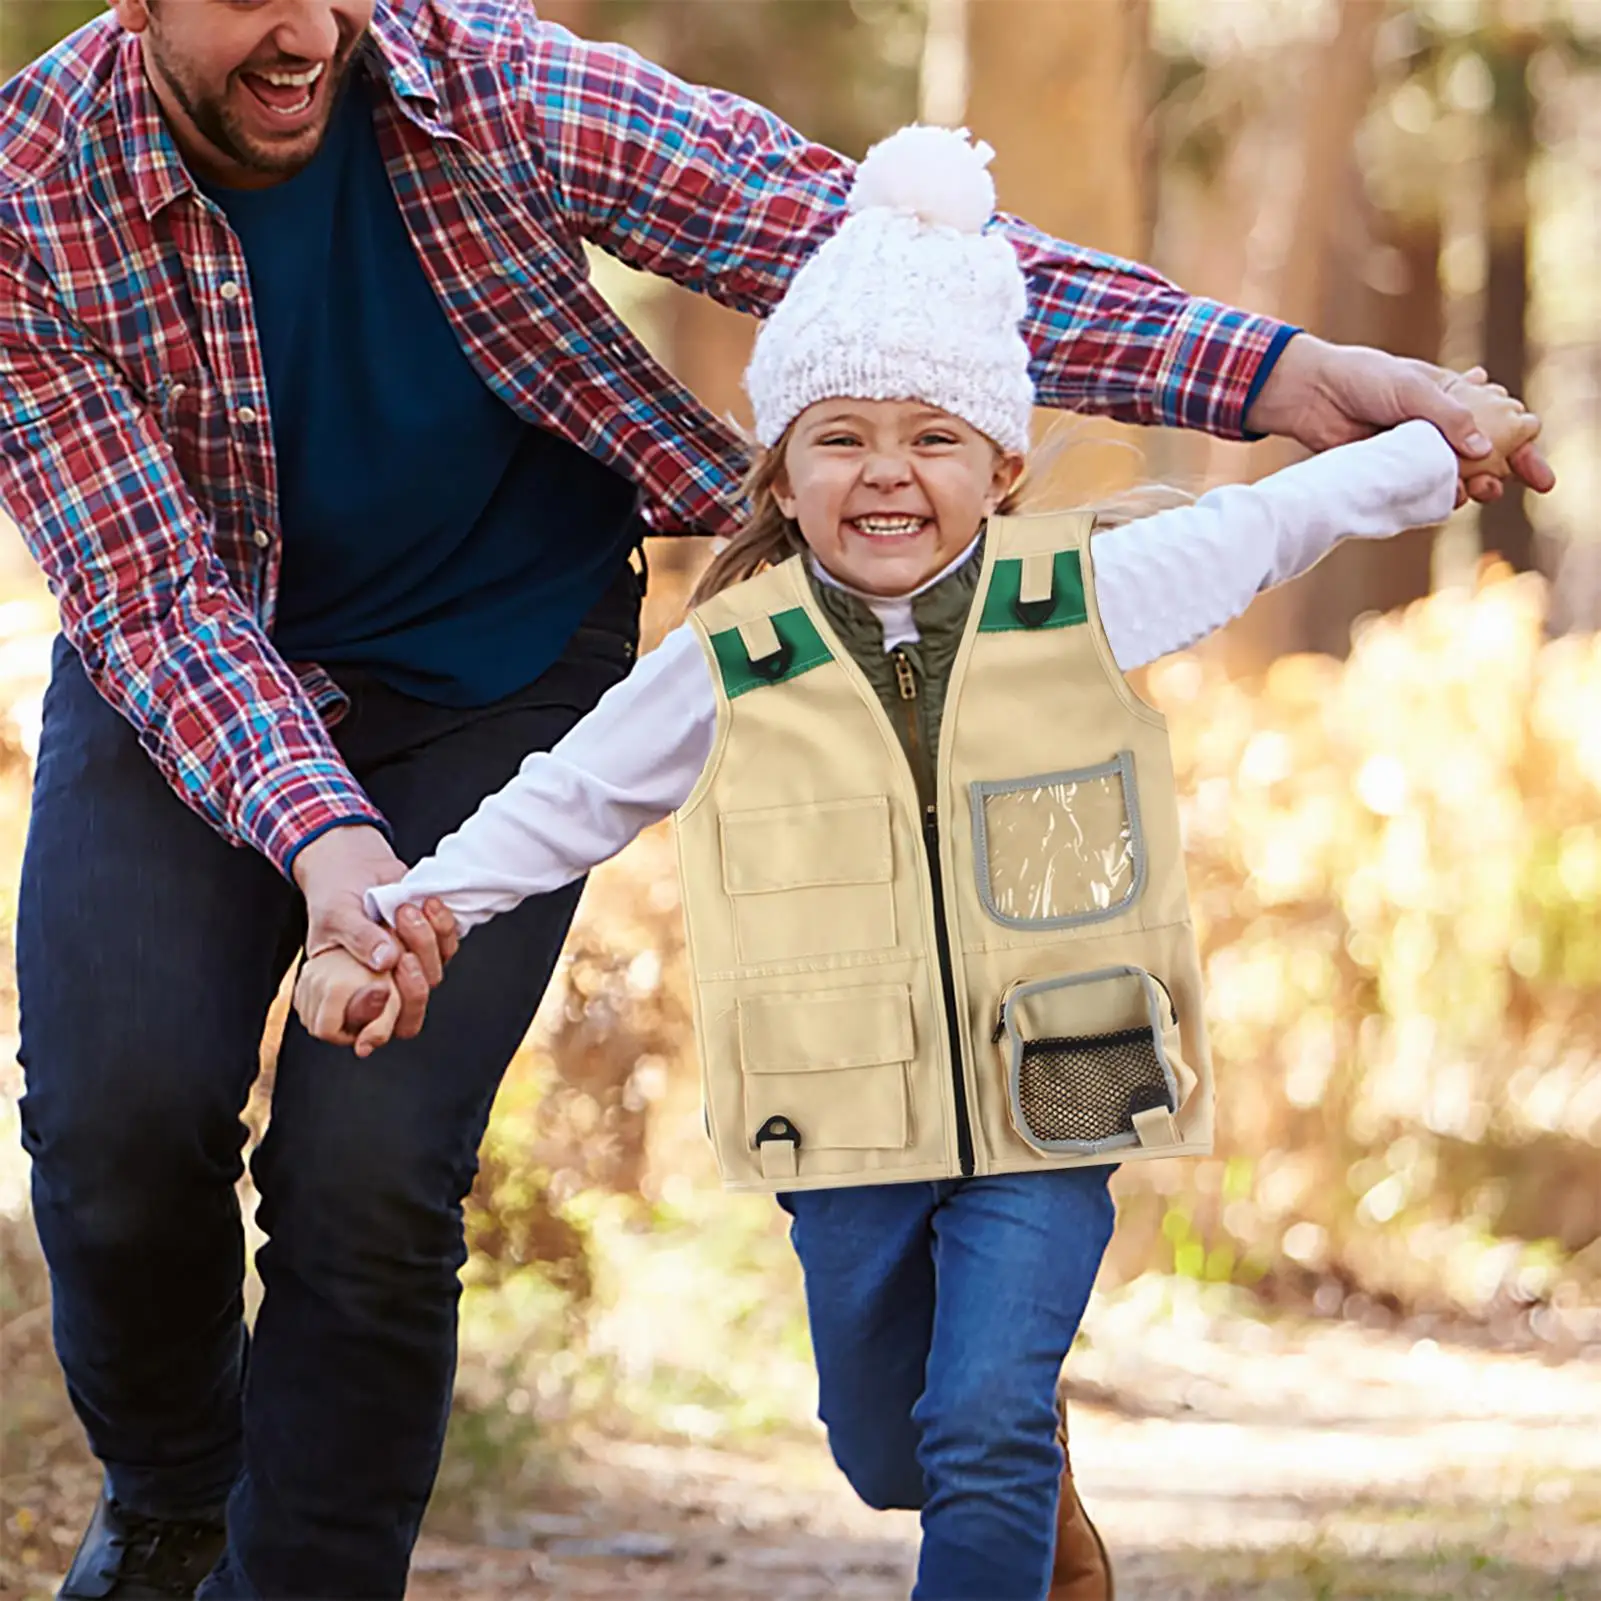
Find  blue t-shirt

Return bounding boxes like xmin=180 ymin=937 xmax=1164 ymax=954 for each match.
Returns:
xmin=201 ymin=72 xmax=640 ymax=707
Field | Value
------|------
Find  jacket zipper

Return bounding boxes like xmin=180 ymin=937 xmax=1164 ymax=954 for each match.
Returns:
xmin=893 ymin=649 xmax=976 ymax=1178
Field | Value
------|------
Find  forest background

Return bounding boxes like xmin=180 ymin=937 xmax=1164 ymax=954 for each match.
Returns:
xmin=1 ymin=1 xmax=1600 ymax=1595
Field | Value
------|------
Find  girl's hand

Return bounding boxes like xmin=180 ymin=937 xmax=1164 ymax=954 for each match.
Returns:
xmin=293 ymin=946 xmax=403 ymax=1059
xmin=1436 ymin=368 xmax=1542 ymax=481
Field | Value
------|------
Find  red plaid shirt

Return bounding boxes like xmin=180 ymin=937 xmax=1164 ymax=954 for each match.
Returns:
xmin=0 ymin=0 xmax=1292 ymax=876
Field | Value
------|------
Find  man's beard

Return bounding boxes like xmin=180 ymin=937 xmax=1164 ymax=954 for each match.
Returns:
xmin=151 ymin=27 xmax=365 ymax=180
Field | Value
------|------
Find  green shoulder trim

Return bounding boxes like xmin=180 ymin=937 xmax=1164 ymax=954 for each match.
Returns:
xmin=709 ymin=607 xmax=833 ymax=700
xmin=977 ymin=550 xmax=1089 ymax=633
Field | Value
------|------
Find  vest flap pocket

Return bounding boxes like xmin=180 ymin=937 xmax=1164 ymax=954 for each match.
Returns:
xmin=745 ymin=1068 xmax=910 ymax=1154
xmin=739 ymin=984 xmax=914 ymax=1073
xmin=998 ymin=966 xmax=1179 ymax=1156
xmin=721 ymin=796 xmax=892 ymax=895
xmin=739 ymin=986 xmax=914 ymax=1155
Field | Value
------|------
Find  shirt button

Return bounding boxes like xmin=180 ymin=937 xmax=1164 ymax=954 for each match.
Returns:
xmin=237 ymin=406 xmax=258 ymax=425
xmin=219 ymin=280 xmax=242 ymax=301
xmin=252 ymin=528 xmax=271 ymax=550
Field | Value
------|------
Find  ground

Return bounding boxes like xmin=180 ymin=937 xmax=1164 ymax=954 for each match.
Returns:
xmin=8 ymin=1243 xmax=1601 ymax=1599
xmin=405 ymin=1311 xmax=1601 ymax=1601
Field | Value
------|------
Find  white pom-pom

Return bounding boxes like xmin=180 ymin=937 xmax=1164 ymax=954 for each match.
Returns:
xmin=847 ymin=124 xmax=996 ymax=233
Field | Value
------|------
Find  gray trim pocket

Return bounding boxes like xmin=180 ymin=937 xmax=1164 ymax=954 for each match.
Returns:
xmin=1000 ymin=966 xmax=1178 ymax=1156
xmin=969 ymin=752 xmax=1146 ymax=931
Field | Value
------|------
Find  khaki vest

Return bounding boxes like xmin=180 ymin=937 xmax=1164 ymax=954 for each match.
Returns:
xmin=676 ymin=511 xmax=1213 ymax=1193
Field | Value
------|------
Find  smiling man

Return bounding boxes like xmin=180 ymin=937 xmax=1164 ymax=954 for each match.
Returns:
xmin=0 ymin=1 xmax=1553 ymax=1598
xmin=150 ymin=25 xmax=348 ymax=171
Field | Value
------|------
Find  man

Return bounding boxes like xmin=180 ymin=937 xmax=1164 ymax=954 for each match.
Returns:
xmin=0 ymin=1 xmax=1550 ymax=1596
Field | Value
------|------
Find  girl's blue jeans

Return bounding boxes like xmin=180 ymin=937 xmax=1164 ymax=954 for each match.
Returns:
xmin=780 ymin=1166 xmax=1115 ymax=1601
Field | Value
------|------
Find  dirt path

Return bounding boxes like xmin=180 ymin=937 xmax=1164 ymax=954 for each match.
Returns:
xmin=408 ymin=1315 xmax=1601 ymax=1600
xmin=9 ymin=1233 xmax=1601 ymax=1599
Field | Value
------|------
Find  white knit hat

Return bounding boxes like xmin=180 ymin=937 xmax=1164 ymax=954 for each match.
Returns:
xmin=743 ymin=125 xmax=1036 ymax=455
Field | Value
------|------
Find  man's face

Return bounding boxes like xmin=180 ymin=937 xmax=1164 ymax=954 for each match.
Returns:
xmin=113 ymin=0 xmax=375 ymax=189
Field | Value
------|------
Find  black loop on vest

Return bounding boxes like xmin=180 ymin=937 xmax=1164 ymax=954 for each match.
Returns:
xmin=754 ymin=1114 xmax=802 ymax=1149
xmin=747 ymin=636 xmax=794 ymax=681
xmin=1011 ymin=595 xmax=1054 ymax=629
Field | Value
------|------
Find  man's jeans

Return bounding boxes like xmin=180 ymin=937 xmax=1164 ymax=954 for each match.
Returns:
xmin=16 ymin=567 xmax=639 ymax=1599
xmin=781 ymin=1167 xmax=1115 ymax=1601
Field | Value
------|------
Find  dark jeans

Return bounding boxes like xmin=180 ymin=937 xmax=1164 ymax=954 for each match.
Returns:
xmin=16 ymin=568 xmax=639 ymax=1599
xmin=781 ymin=1167 xmax=1116 ymax=1601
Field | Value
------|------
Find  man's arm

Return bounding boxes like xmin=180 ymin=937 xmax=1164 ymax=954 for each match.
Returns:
xmin=0 ymin=232 xmax=383 ymax=877
xmin=0 ymin=236 xmax=459 ymax=1029
xmin=516 ymin=22 xmax=1553 ymax=496
xmin=521 ymin=20 xmax=1285 ymax=441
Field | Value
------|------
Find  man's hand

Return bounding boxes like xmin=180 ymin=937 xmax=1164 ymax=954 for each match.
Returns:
xmin=292 ymin=823 xmax=460 ymax=1044
xmin=1246 ymin=334 xmax=1556 ymax=505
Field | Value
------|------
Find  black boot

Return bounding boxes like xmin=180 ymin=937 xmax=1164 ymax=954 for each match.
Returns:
xmin=58 ymin=1484 xmax=226 ymax=1600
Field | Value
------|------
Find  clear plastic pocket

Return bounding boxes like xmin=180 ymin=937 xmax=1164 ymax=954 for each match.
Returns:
xmin=996 ymin=966 xmax=1180 ymax=1155
xmin=969 ymin=753 xmax=1144 ymax=929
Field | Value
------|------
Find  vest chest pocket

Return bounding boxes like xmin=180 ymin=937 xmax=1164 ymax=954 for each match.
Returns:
xmin=738 ymin=985 xmax=914 ymax=1174
xmin=997 ymin=967 xmax=1187 ymax=1156
xmin=970 ymin=752 xmax=1145 ymax=929
xmin=720 ymin=796 xmax=897 ymax=965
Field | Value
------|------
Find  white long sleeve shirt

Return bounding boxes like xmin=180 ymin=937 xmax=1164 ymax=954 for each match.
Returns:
xmin=370 ymin=420 xmax=1459 ymax=933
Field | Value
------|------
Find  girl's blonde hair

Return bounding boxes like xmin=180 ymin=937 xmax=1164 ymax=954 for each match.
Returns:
xmin=687 ymin=431 xmax=807 ymax=609
xmin=686 ymin=421 xmax=1193 ymax=611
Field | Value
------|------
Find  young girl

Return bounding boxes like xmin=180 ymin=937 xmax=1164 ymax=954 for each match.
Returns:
xmin=295 ymin=127 xmax=1537 ymax=1601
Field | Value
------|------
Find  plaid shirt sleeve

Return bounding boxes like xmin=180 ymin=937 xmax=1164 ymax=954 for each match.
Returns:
xmin=521 ymin=22 xmax=1296 ymax=439
xmin=0 ymin=231 xmax=386 ymax=878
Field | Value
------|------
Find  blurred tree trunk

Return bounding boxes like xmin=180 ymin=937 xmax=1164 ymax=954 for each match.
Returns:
xmin=1221 ymin=0 xmax=1386 ymax=670
xmin=1479 ymin=18 xmax=1538 ymax=574
xmin=1355 ymin=204 xmax=1445 ymax=607
xmin=965 ymin=0 xmax=1148 ymax=258
xmin=1277 ymin=0 xmax=1388 ymax=331
xmin=1296 ymin=194 xmax=1445 ymax=656
xmin=962 ymin=0 xmax=1151 ymax=501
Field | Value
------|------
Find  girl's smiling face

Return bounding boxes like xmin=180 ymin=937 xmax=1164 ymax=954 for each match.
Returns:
xmin=775 ymin=399 xmax=1024 ymax=596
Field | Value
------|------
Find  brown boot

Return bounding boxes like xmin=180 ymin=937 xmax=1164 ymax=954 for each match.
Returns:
xmin=1049 ymin=1401 xmax=1114 ymax=1601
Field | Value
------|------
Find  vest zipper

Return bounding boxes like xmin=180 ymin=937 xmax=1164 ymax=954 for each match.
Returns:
xmin=891 ymin=648 xmax=919 ymax=752
xmin=894 ymin=648 xmax=976 ymax=1178
xmin=923 ymin=803 xmax=976 ymax=1177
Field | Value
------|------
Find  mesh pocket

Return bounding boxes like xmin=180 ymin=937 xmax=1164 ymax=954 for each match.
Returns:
xmin=1000 ymin=966 xmax=1180 ymax=1155
xmin=1016 ymin=1026 xmax=1174 ymax=1147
